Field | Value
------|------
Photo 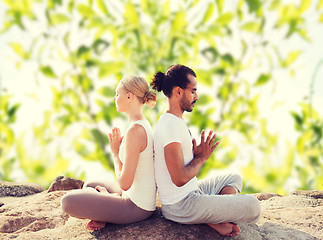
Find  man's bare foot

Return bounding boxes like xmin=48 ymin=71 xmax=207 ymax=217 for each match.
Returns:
xmin=86 ymin=220 xmax=106 ymax=231
xmin=207 ymin=222 xmax=240 ymax=237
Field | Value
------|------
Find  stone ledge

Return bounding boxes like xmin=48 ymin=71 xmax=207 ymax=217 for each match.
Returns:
xmin=0 ymin=178 xmax=322 ymax=239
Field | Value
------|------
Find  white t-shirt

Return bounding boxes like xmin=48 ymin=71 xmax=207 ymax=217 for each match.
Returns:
xmin=119 ymin=119 xmax=156 ymax=211
xmin=154 ymin=113 xmax=198 ymax=205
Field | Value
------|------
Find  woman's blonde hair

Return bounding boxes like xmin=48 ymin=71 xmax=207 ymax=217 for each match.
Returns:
xmin=120 ymin=75 xmax=157 ymax=108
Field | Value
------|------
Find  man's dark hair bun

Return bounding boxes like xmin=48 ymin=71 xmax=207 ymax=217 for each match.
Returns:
xmin=151 ymin=72 xmax=165 ymax=92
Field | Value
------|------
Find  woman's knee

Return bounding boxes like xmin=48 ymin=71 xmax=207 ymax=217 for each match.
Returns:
xmin=83 ymin=181 xmax=96 ymax=189
xmin=61 ymin=192 xmax=76 ymax=214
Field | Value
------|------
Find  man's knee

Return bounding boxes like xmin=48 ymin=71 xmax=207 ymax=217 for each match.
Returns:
xmin=246 ymin=195 xmax=261 ymax=222
xmin=229 ymin=174 xmax=243 ymax=193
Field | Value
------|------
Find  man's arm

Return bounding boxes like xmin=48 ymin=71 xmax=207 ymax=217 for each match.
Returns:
xmin=164 ymin=130 xmax=219 ymax=187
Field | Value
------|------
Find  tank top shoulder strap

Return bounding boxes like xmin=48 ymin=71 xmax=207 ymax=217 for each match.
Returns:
xmin=132 ymin=119 xmax=149 ymax=131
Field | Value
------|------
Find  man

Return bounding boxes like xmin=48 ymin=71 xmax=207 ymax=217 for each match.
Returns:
xmin=151 ymin=64 xmax=260 ymax=237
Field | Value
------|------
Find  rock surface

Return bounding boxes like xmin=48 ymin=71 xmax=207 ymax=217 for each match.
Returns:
xmin=0 ymin=181 xmax=45 ymax=197
xmin=0 ymin=183 xmax=322 ymax=240
xmin=47 ymin=176 xmax=84 ymax=192
xmin=252 ymin=192 xmax=282 ymax=201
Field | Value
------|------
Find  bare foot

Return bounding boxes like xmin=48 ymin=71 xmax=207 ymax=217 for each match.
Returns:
xmin=232 ymin=224 xmax=240 ymax=236
xmin=207 ymin=222 xmax=240 ymax=237
xmin=85 ymin=186 xmax=109 ymax=231
xmin=86 ymin=220 xmax=106 ymax=231
xmin=95 ymin=186 xmax=108 ymax=193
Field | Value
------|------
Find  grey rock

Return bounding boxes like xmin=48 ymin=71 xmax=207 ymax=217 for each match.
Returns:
xmin=289 ymin=190 xmax=323 ymax=199
xmin=0 ymin=181 xmax=45 ymax=197
xmin=253 ymin=192 xmax=282 ymax=201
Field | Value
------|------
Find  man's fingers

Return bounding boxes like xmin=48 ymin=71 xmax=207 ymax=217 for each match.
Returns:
xmin=192 ymin=138 xmax=196 ymax=150
xmin=200 ymin=130 xmax=205 ymax=143
xmin=211 ymin=141 xmax=220 ymax=151
xmin=209 ymin=132 xmax=217 ymax=146
xmin=206 ymin=130 xmax=213 ymax=143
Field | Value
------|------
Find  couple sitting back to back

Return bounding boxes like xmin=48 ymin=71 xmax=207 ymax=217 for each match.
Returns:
xmin=61 ymin=64 xmax=261 ymax=237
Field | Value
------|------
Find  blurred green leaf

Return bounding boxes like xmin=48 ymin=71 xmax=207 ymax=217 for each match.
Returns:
xmin=98 ymin=87 xmax=115 ymax=97
xmin=216 ymin=12 xmax=234 ymax=26
xmin=197 ymin=95 xmax=213 ymax=105
xmin=9 ymin=42 xmax=29 ymax=59
xmin=124 ymin=3 xmax=140 ymax=26
xmin=49 ymin=13 xmax=70 ymax=25
xmin=319 ymin=13 xmax=323 ymax=22
xmin=291 ymin=111 xmax=304 ymax=131
xmin=201 ymin=47 xmax=219 ymax=62
xmin=318 ymin=0 xmax=323 ymax=10
xmin=77 ymin=4 xmax=96 ymax=17
xmin=171 ymin=11 xmax=187 ymax=34
xmin=281 ymin=50 xmax=302 ymax=67
xmin=246 ymin=0 xmax=262 ymax=13
xmin=7 ymin=104 xmax=20 ymax=123
xmin=203 ymin=3 xmax=215 ymax=22
xmin=99 ymin=62 xmax=123 ymax=79
xmin=269 ymin=0 xmax=281 ymax=10
xmin=242 ymin=21 xmax=261 ymax=32
xmin=254 ymin=74 xmax=271 ymax=86
xmin=299 ymin=0 xmax=311 ymax=14
xmin=215 ymin=0 xmax=224 ymax=14
xmin=40 ymin=65 xmax=57 ymax=79
xmin=97 ymin=0 xmax=108 ymax=15
xmin=92 ymin=39 xmax=110 ymax=55
xmin=221 ymin=53 xmax=234 ymax=65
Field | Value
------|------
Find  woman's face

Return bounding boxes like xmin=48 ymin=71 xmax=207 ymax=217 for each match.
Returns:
xmin=113 ymin=83 xmax=129 ymax=112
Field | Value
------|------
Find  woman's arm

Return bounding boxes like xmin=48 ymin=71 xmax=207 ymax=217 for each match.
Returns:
xmin=109 ymin=125 xmax=146 ymax=191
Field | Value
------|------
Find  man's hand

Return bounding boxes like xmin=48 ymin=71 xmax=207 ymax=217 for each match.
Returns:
xmin=192 ymin=130 xmax=219 ymax=163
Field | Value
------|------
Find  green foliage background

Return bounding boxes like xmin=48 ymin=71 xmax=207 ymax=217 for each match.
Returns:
xmin=0 ymin=0 xmax=322 ymax=193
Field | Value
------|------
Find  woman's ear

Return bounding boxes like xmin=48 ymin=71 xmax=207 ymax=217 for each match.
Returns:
xmin=127 ymin=92 xmax=134 ymax=101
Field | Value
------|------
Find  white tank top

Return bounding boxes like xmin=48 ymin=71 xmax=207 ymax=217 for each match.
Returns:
xmin=119 ymin=119 xmax=156 ymax=211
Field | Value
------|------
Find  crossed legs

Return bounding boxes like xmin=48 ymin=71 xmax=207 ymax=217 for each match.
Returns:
xmin=207 ymin=185 xmax=240 ymax=237
xmin=61 ymin=180 xmax=153 ymax=230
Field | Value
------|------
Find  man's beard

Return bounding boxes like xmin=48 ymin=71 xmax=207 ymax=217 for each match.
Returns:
xmin=180 ymin=96 xmax=196 ymax=112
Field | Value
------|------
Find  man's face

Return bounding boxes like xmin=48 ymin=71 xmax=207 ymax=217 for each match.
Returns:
xmin=180 ymin=74 xmax=198 ymax=112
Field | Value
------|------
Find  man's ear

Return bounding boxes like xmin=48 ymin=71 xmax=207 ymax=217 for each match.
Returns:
xmin=174 ymin=86 xmax=183 ymax=98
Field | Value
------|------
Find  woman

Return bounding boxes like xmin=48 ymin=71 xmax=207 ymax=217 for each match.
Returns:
xmin=61 ymin=75 xmax=157 ymax=230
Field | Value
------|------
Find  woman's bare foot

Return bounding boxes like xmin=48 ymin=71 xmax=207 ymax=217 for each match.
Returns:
xmin=86 ymin=220 xmax=106 ymax=231
xmin=85 ymin=186 xmax=109 ymax=231
xmin=207 ymin=222 xmax=240 ymax=237
xmin=95 ymin=186 xmax=108 ymax=193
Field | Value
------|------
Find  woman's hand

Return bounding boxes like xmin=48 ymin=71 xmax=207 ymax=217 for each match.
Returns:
xmin=108 ymin=127 xmax=123 ymax=157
